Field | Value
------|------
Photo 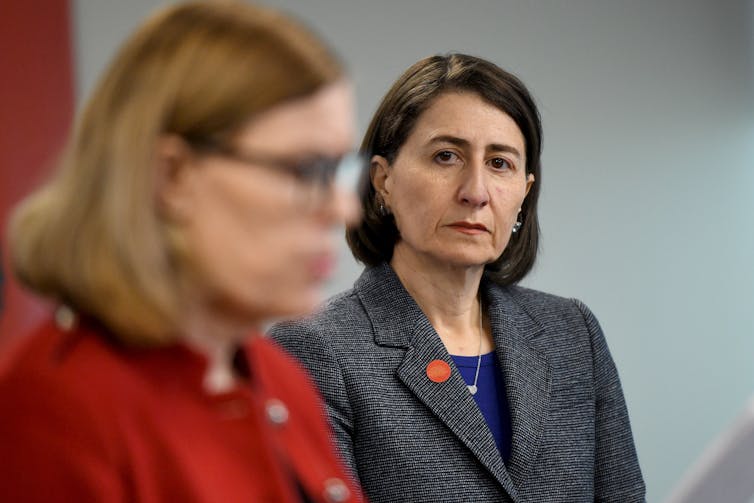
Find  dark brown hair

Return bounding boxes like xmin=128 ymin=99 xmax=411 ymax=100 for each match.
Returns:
xmin=346 ymin=53 xmax=542 ymax=285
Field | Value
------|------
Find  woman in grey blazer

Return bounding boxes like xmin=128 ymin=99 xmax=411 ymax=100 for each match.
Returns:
xmin=270 ymin=53 xmax=645 ymax=502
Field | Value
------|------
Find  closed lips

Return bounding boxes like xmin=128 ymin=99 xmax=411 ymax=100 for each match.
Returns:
xmin=448 ymin=222 xmax=489 ymax=232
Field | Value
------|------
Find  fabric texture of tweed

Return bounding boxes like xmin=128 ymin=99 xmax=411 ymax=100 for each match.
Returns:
xmin=269 ymin=263 xmax=645 ymax=503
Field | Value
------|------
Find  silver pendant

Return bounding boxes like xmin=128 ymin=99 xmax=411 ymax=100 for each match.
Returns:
xmin=468 ymin=384 xmax=478 ymax=395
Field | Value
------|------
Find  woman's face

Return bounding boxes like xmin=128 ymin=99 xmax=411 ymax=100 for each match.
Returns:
xmin=161 ymin=81 xmax=358 ymax=325
xmin=374 ymin=91 xmax=534 ymax=271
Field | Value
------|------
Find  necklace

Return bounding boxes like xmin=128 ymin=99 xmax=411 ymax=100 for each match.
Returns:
xmin=468 ymin=298 xmax=483 ymax=395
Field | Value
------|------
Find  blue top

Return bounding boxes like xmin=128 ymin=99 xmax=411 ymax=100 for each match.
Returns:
xmin=451 ymin=352 xmax=512 ymax=463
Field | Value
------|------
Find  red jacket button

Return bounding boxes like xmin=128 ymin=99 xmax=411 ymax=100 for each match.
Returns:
xmin=265 ymin=399 xmax=289 ymax=426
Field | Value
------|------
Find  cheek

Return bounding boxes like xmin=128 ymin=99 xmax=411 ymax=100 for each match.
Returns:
xmin=389 ymin=174 xmax=443 ymax=233
xmin=222 ymin=225 xmax=322 ymax=319
xmin=391 ymin=197 xmax=434 ymax=241
xmin=492 ymin=184 xmax=528 ymax=236
xmin=187 ymin=181 xmax=326 ymax=318
xmin=186 ymin=179 xmax=294 ymax=286
xmin=494 ymin=180 xmax=529 ymax=211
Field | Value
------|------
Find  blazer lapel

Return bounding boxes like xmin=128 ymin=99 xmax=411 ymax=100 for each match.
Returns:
xmin=356 ymin=264 xmax=520 ymax=500
xmin=395 ymin=326 xmax=520 ymax=500
xmin=486 ymin=282 xmax=552 ymax=488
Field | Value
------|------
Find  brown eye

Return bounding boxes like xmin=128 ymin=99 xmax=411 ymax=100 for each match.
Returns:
xmin=434 ymin=151 xmax=459 ymax=164
xmin=489 ymin=157 xmax=512 ymax=171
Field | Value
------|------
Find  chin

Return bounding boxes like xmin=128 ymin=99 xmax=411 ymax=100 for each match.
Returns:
xmin=264 ymin=291 xmax=323 ymax=321
xmin=213 ymin=285 xmax=322 ymax=326
xmin=424 ymin=244 xmax=497 ymax=266
xmin=436 ymin=252 xmax=497 ymax=269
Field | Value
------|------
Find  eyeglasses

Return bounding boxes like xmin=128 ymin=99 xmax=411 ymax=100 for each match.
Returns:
xmin=191 ymin=141 xmax=365 ymax=205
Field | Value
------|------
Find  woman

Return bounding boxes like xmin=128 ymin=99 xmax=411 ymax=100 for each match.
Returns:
xmin=270 ymin=54 xmax=646 ymax=502
xmin=0 ymin=2 xmax=364 ymax=502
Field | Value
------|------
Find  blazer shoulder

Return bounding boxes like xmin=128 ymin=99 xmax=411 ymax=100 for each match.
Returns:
xmin=0 ymin=320 xmax=122 ymax=457
xmin=1 ymin=319 xmax=115 ymax=394
xmin=494 ymin=284 xmax=603 ymax=346
xmin=269 ymin=288 xmax=372 ymax=345
xmin=501 ymin=284 xmax=587 ymax=318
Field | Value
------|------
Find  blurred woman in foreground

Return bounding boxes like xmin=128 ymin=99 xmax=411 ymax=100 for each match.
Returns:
xmin=0 ymin=2 xmax=363 ymax=502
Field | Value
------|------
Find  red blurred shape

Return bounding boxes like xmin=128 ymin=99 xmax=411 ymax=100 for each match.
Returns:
xmin=0 ymin=0 xmax=74 ymax=345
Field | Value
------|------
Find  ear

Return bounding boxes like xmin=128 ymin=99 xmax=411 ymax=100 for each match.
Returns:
xmin=370 ymin=155 xmax=392 ymax=205
xmin=524 ymin=173 xmax=535 ymax=197
xmin=154 ymin=134 xmax=195 ymax=223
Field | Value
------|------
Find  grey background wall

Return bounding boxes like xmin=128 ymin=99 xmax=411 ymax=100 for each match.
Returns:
xmin=74 ymin=1 xmax=754 ymax=500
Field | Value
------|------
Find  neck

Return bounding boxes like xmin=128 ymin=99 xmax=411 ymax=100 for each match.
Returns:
xmin=390 ymin=245 xmax=492 ymax=355
xmin=178 ymin=295 xmax=261 ymax=393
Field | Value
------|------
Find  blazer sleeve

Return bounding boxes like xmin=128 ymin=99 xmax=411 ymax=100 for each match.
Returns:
xmin=268 ymin=321 xmax=361 ymax=485
xmin=573 ymin=299 xmax=646 ymax=502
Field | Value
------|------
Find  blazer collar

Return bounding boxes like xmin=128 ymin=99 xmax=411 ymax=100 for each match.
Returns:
xmin=354 ymin=262 xmax=430 ymax=349
xmin=355 ymin=263 xmax=552 ymax=500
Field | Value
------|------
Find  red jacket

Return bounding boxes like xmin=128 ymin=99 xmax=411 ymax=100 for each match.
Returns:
xmin=0 ymin=315 xmax=363 ymax=503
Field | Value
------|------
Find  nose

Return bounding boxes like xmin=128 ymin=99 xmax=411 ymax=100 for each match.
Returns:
xmin=457 ymin=163 xmax=489 ymax=208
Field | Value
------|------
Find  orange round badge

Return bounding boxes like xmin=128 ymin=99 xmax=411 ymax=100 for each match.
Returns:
xmin=426 ymin=360 xmax=451 ymax=383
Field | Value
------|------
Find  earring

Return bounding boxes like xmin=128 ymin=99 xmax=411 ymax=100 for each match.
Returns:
xmin=378 ymin=201 xmax=390 ymax=216
xmin=512 ymin=212 xmax=523 ymax=234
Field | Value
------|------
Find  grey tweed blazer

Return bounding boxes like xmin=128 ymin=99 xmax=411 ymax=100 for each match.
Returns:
xmin=269 ymin=263 xmax=645 ymax=502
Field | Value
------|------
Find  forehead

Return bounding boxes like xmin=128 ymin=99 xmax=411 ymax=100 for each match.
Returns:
xmin=409 ymin=91 xmax=525 ymax=152
xmin=235 ymin=80 xmax=354 ymax=155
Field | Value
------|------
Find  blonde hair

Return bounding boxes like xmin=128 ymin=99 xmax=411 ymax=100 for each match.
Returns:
xmin=9 ymin=1 xmax=342 ymax=345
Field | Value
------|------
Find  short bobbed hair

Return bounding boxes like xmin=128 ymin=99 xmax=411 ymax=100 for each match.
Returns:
xmin=346 ymin=53 xmax=542 ymax=285
xmin=9 ymin=1 xmax=342 ymax=345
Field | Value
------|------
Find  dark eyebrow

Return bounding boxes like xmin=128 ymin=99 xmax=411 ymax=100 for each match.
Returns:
xmin=428 ymin=135 xmax=522 ymax=160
